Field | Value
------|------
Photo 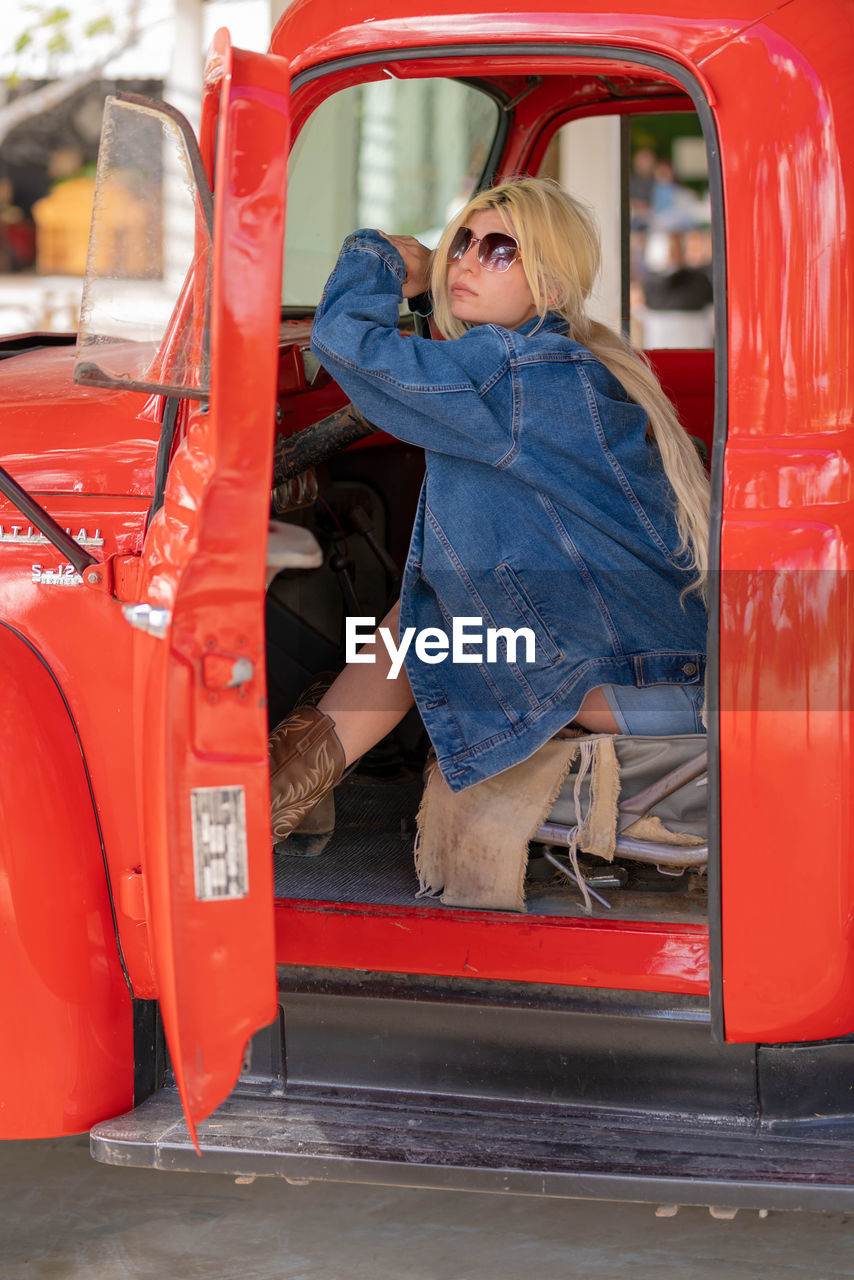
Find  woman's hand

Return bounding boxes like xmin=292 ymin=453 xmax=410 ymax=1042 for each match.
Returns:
xmin=378 ymin=233 xmax=432 ymax=298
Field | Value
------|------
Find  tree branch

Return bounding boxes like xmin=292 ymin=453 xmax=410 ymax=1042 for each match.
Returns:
xmin=0 ymin=70 xmax=111 ymax=144
xmin=0 ymin=0 xmax=158 ymax=147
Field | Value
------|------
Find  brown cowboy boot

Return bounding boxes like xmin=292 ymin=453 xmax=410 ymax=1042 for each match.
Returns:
xmin=289 ymin=670 xmax=339 ymax=837
xmin=269 ymin=704 xmax=347 ymax=843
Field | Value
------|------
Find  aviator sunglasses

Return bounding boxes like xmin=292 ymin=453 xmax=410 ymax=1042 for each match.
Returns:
xmin=448 ymin=226 xmax=522 ymax=273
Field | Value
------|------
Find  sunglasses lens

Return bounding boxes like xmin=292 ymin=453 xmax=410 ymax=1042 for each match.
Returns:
xmin=480 ymin=233 xmax=519 ymax=272
xmin=449 ymin=227 xmax=473 ymax=260
xmin=447 ymin=227 xmax=520 ymax=271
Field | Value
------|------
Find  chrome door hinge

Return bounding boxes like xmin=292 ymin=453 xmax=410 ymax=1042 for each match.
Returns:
xmin=122 ymin=602 xmax=171 ymax=638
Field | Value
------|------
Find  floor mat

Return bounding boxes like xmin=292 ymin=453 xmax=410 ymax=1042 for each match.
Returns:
xmin=272 ymin=774 xmax=707 ymax=921
xmin=273 ymin=775 xmax=424 ymax=907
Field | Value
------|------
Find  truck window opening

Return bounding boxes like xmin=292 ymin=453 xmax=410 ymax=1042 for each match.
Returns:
xmin=266 ymin=74 xmax=715 ymax=929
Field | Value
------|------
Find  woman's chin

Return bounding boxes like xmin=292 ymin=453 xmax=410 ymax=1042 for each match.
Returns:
xmin=451 ymin=299 xmax=478 ymax=322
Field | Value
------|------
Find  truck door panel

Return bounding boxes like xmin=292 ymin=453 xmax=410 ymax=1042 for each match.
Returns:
xmin=133 ymin=33 xmax=291 ymax=1134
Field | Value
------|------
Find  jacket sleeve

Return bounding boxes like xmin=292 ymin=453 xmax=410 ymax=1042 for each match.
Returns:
xmin=310 ymin=230 xmax=516 ymax=466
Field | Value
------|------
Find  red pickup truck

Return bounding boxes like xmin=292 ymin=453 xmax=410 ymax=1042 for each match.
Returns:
xmin=1 ymin=0 xmax=852 ymax=1212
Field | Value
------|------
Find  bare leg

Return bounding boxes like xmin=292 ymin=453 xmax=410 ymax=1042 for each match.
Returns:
xmin=317 ymin=599 xmax=618 ymax=756
xmin=573 ymin=686 xmax=620 ymax=734
xmin=317 ymin=600 xmax=415 ymax=765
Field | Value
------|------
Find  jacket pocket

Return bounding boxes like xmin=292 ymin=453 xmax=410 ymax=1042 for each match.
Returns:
xmin=493 ymin=563 xmax=563 ymax=666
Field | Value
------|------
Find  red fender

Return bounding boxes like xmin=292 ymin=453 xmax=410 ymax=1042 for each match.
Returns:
xmin=0 ymin=623 xmax=133 ymax=1137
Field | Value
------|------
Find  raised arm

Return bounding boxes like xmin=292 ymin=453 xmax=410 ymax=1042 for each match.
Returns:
xmin=310 ymin=230 xmax=516 ymax=465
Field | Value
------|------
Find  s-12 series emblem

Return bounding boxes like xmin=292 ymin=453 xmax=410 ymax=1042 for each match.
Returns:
xmin=31 ymin=563 xmax=84 ymax=585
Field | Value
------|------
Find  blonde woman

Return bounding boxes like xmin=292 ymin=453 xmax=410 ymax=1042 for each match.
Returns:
xmin=269 ymin=177 xmax=710 ymax=841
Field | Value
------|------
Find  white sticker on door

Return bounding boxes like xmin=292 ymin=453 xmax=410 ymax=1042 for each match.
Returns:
xmin=191 ymin=785 xmax=249 ymax=901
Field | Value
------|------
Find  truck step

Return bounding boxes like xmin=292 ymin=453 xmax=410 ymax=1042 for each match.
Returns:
xmin=90 ymin=1084 xmax=854 ymax=1212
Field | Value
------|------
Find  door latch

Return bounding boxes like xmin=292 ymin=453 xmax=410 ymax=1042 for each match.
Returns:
xmin=122 ymin=602 xmax=171 ymax=638
xmin=201 ymin=653 xmax=254 ymax=690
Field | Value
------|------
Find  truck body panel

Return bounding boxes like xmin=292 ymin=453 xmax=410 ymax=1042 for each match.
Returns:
xmin=0 ymin=623 xmax=133 ymax=1136
xmin=1 ymin=0 xmax=853 ymax=1207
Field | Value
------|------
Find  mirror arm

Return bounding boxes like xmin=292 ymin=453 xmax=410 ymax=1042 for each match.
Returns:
xmin=0 ymin=465 xmax=99 ymax=573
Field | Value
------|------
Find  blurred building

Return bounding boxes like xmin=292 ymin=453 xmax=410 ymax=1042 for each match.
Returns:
xmin=0 ymin=0 xmax=269 ymax=335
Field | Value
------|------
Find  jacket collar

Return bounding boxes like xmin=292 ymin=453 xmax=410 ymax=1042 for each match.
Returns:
xmin=515 ymin=311 xmax=570 ymax=338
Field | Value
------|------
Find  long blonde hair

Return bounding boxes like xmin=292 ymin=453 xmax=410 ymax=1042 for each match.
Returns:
xmin=429 ymin=177 xmax=710 ymax=596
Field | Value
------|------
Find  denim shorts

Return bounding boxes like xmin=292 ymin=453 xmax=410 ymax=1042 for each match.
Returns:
xmin=600 ymin=682 xmax=707 ymax=736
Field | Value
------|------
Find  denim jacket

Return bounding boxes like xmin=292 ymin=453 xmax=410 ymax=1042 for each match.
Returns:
xmin=311 ymin=230 xmax=707 ymax=791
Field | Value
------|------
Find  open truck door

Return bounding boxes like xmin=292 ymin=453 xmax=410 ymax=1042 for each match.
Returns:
xmin=76 ymin=32 xmax=291 ymax=1138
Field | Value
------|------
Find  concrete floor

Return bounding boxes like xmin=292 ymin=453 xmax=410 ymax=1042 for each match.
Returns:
xmin=2 ymin=1136 xmax=854 ymax=1279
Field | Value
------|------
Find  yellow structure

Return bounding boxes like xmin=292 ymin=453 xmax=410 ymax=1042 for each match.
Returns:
xmin=32 ymin=175 xmax=157 ymax=278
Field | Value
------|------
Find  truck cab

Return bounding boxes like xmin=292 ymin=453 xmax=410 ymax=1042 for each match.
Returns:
xmin=1 ymin=0 xmax=853 ymax=1212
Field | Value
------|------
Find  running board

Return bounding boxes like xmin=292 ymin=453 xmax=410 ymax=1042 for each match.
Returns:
xmin=90 ymin=1084 xmax=854 ymax=1213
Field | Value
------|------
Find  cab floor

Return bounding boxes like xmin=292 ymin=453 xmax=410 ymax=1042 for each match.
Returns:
xmin=272 ymin=773 xmax=708 ymax=923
